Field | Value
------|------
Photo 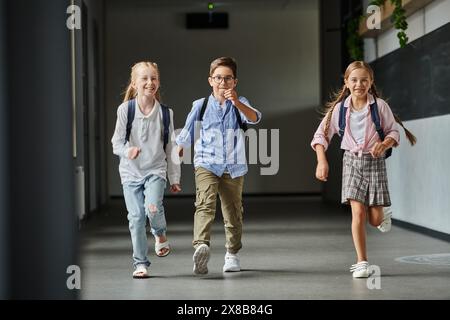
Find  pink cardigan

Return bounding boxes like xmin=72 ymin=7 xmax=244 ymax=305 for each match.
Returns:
xmin=311 ymin=94 xmax=400 ymax=156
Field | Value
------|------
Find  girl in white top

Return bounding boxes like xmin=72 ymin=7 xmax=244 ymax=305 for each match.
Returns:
xmin=111 ymin=61 xmax=181 ymax=278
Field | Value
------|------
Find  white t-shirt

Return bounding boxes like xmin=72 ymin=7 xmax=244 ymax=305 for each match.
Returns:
xmin=111 ymin=99 xmax=180 ymax=185
xmin=350 ymin=106 xmax=369 ymax=146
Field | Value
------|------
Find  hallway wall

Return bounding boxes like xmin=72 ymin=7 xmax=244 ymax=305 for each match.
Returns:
xmin=387 ymin=115 xmax=450 ymax=234
xmin=319 ymin=0 xmax=345 ymax=204
xmin=0 ymin=0 xmax=8 ymax=299
xmin=5 ymin=0 xmax=78 ymax=299
xmin=104 ymin=0 xmax=321 ymax=196
xmin=364 ymin=0 xmax=450 ymax=234
xmin=72 ymin=0 xmax=106 ymax=218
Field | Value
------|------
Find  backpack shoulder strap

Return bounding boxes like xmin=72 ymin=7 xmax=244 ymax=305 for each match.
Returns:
xmin=338 ymin=100 xmax=347 ymax=137
xmin=160 ymin=104 xmax=170 ymax=151
xmin=198 ymin=97 xmax=209 ymax=121
xmin=198 ymin=96 xmax=247 ymax=132
xmin=233 ymin=105 xmax=248 ymax=132
xmin=370 ymin=99 xmax=392 ymax=158
xmin=125 ymin=99 xmax=136 ymax=144
xmin=369 ymin=99 xmax=385 ymax=139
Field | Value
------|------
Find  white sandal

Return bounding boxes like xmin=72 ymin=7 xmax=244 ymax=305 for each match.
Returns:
xmin=132 ymin=264 xmax=149 ymax=279
xmin=155 ymin=241 xmax=171 ymax=257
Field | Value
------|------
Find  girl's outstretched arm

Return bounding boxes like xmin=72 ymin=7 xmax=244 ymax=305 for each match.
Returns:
xmin=315 ymin=144 xmax=329 ymax=182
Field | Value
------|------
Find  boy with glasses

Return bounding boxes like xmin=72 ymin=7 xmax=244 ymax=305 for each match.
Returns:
xmin=176 ymin=57 xmax=262 ymax=275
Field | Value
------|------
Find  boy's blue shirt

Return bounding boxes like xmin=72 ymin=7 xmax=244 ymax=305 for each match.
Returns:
xmin=176 ymin=93 xmax=262 ymax=178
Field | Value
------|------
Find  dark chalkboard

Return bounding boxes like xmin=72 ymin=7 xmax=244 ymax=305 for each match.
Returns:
xmin=371 ymin=22 xmax=450 ymax=121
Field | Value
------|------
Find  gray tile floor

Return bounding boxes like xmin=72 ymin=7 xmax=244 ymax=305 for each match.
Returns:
xmin=79 ymin=197 xmax=450 ymax=300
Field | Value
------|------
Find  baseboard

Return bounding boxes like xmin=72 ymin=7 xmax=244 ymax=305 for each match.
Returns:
xmin=393 ymin=219 xmax=450 ymax=242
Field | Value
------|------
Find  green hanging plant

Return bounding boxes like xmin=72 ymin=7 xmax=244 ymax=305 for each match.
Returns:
xmin=369 ymin=0 xmax=409 ymax=47
xmin=346 ymin=15 xmax=364 ymax=61
xmin=390 ymin=0 xmax=409 ymax=47
xmin=370 ymin=0 xmax=386 ymax=5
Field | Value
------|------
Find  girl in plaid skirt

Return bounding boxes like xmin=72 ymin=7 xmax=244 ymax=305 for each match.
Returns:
xmin=311 ymin=61 xmax=416 ymax=278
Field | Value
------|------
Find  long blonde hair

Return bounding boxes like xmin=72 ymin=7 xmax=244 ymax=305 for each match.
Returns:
xmin=123 ymin=61 xmax=162 ymax=102
xmin=322 ymin=61 xmax=416 ymax=145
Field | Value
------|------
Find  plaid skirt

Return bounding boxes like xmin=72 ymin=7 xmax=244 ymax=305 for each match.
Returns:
xmin=341 ymin=151 xmax=391 ymax=207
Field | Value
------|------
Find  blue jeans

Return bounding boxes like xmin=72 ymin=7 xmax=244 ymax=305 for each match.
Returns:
xmin=123 ymin=175 xmax=167 ymax=268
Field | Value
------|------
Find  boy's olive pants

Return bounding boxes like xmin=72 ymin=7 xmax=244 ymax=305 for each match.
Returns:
xmin=193 ymin=167 xmax=244 ymax=254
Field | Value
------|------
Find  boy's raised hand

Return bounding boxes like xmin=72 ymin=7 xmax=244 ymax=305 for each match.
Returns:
xmin=315 ymin=160 xmax=329 ymax=182
xmin=128 ymin=147 xmax=141 ymax=160
xmin=224 ymin=89 xmax=238 ymax=105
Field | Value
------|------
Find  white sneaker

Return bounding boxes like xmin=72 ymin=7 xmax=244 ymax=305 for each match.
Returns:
xmin=223 ymin=252 xmax=241 ymax=272
xmin=377 ymin=207 xmax=392 ymax=233
xmin=193 ymin=244 xmax=210 ymax=275
xmin=350 ymin=261 xmax=370 ymax=278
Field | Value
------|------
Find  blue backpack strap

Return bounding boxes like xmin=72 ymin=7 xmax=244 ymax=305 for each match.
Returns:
xmin=160 ymin=104 xmax=170 ymax=151
xmin=125 ymin=99 xmax=136 ymax=144
xmin=370 ymin=99 xmax=392 ymax=158
xmin=338 ymin=100 xmax=347 ymax=138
